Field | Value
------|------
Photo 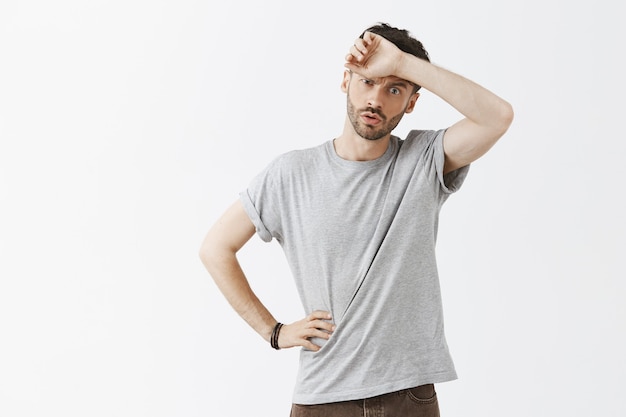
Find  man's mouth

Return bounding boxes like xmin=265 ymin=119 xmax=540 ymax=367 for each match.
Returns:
xmin=360 ymin=111 xmax=383 ymax=125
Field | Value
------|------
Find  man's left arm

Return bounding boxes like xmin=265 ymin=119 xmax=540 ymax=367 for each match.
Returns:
xmin=396 ymin=55 xmax=514 ymax=174
xmin=346 ymin=31 xmax=514 ymax=174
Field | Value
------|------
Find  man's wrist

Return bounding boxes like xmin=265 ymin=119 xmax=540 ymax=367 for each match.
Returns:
xmin=270 ymin=322 xmax=283 ymax=350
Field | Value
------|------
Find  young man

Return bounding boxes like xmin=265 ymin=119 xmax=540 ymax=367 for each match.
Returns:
xmin=200 ymin=23 xmax=513 ymax=417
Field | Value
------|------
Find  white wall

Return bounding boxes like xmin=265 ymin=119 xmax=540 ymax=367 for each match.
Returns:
xmin=1 ymin=1 xmax=624 ymax=416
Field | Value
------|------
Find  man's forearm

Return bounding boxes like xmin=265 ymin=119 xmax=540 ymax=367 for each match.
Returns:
xmin=397 ymin=54 xmax=513 ymax=132
xmin=201 ymin=249 xmax=276 ymax=342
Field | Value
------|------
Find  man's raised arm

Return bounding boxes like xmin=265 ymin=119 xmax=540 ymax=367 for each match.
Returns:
xmin=346 ymin=31 xmax=514 ymax=173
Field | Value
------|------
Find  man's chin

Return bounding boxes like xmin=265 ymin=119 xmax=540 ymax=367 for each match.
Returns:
xmin=358 ymin=129 xmax=387 ymax=141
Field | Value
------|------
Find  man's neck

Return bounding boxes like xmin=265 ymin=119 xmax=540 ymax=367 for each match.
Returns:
xmin=333 ymin=120 xmax=391 ymax=162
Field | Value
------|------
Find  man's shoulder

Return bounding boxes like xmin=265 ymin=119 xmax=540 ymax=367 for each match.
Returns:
xmin=271 ymin=141 xmax=329 ymax=167
xmin=397 ymin=129 xmax=444 ymax=151
xmin=401 ymin=129 xmax=442 ymax=143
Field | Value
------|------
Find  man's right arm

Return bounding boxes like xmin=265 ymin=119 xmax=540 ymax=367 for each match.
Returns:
xmin=199 ymin=199 xmax=334 ymax=351
xmin=199 ymin=199 xmax=278 ymax=342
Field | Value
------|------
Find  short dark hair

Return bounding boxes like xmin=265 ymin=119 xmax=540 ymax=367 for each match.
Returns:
xmin=360 ymin=22 xmax=430 ymax=91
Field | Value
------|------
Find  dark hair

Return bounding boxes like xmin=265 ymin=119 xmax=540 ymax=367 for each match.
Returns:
xmin=360 ymin=22 xmax=430 ymax=91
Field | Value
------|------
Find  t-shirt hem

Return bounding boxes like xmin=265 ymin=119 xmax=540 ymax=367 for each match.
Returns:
xmin=291 ymin=371 xmax=458 ymax=405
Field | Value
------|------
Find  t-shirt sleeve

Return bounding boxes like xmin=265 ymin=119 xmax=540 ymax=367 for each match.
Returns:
xmin=238 ymin=158 xmax=284 ymax=243
xmin=430 ymin=128 xmax=470 ymax=194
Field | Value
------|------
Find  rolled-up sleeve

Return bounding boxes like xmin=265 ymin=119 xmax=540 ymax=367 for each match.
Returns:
xmin=239 ymin=189 xmax=273 ymax=242
xmin=432 ymin=129 xmax=470 ymax=194
xmin=238 ymin=157 xmax=284 ymax=243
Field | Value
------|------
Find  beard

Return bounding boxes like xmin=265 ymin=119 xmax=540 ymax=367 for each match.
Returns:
xmin=346 ymin=94 xmax=406 ymax=141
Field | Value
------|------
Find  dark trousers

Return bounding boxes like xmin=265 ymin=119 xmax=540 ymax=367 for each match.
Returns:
xmin=290 ymin=384 xmax=439 ymax=417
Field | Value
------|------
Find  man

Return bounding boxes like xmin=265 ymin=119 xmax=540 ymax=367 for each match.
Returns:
xmin=200 ymin=23 xmax=513 ymax=416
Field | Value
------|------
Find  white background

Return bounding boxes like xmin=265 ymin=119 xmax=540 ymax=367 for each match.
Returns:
xmin=1 ymin=1 xmax=624 ymax=416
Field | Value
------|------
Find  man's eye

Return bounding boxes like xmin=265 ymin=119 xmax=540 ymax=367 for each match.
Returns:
xmin=361 ymin=78 xmax=373 ymax=85
xmin=389 ymin=88 xmax=400 ymax=95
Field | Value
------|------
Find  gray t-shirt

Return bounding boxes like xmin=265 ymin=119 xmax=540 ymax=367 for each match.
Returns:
xmin=240 ymin=129 xmax=469 ymax=404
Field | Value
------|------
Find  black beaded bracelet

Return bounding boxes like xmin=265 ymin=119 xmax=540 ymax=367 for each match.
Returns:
xmin=270 ymin=322 xmax=283 ymax=350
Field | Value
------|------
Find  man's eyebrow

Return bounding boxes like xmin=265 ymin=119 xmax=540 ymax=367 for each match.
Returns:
xmin=387 ymin=79 xmax=413 ymax=89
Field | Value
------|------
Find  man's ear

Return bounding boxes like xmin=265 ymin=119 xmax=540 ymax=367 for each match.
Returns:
xmin=404 ymin=92 xmax=420 ymax=114
xmin=340 ymin=70 xmax=351 ymax=93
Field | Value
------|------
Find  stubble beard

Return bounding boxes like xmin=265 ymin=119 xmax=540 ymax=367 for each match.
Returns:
xmin=346 ymin=94 xmax=405 ymax=141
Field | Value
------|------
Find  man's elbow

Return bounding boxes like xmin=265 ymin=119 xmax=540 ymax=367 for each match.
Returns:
xmin=199 ymin=233 xmax=239 ymax=276
xmin=495 ymin=100 xmax=514 ymax=136
xmin=199 ymin=242 xmax=212 ymax=271
xmin=198 ymin=237 xmax=223 ymax=273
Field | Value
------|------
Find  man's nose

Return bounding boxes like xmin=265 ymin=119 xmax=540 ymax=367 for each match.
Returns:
xmin=366 ymin=85 xmax=385 ymax=108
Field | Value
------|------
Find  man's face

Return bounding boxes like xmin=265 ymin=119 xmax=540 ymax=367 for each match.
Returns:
xmin=342 ymin=71 xmax=419 ymax=141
